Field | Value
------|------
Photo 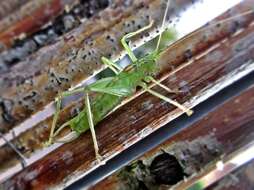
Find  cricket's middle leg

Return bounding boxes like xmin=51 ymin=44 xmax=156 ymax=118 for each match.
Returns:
xmin=84 ymin=91 xmax=102 ymax=162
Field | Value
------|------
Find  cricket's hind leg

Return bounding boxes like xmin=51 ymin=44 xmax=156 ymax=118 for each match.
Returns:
xmin=121 ymin=21 xmax=154 ymax=62
xmin=145 ymin=76 xmax=181 ymax=94
xmin=0 ymin=132 xmax=27 ymax=168
xmin=84 ymin=91 xmax=102 ymax=162
xmin=139 ymin=82 xmax=193 ymax=116
xmin=46 ymin=88 xmax=85 ymax=146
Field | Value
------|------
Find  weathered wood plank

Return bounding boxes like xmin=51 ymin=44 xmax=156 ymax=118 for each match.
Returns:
xmin=0 ymin=0 xmax=30 ymax=21
xmin=207 ymin=159 xmax=254 ymax=190
xmin=90 ymin=83 xmax=254 ymax=190
xmin=0 ymin=0 xmax=76 ymax=49
xmin=1 ymin=0 xmax=254 ymax=188
xmin=0 ymin=0 xmax=111 ymax=74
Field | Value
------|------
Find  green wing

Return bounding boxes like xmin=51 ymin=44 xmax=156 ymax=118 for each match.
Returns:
xmin=88 ymin=76 xmax=134 ymax=97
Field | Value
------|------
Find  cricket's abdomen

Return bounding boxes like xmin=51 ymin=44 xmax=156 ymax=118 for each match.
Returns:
xmin=69 ymin=68 xmax=147 ymax=134
xmin=69 ymin=94 xmax=122 ymax=134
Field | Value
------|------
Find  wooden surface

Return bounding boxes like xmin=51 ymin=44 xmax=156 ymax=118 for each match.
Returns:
xmin=207 ymin=159 xmax=254 ymax=190
xmin=0 ymin=0 xmax=75 ymax=49
xmin=0 ymin=0 xmax=31 ymax=20
xmin=90 ymin=81 xmax=254 ymax=190
xmin=1 ymin=0 xmax=254 ymax=189
xmin=0 ymin=0 xmax=111 ymax=73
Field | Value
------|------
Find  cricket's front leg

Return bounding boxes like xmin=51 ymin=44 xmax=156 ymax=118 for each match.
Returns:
xmin=84 ymin=91 xmax=102 ymax=162
xmin=121 ymin=20 xmax=154 ymax=63
xmin=101 ymin=56 xmax=122 ymax=74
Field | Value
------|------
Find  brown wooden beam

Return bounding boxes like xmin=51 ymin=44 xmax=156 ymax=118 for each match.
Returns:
xmin=0 ymin=0 xmax=76 ymax=49
xmin=206 ymin=159 xmax=254 ymax=190
xmin=0 ymin=0 xmax=31 ymax=21
xmin=1 ymin=0 xmax=254 ymax=188
xmin=90 ymin=83 xmax=254 ymax=190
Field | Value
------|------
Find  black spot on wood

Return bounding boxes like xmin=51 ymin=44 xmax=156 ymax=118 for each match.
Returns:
xmin=0 ymin=98 xmax=15 ymax=123
xmin=184 ymin=49 xmax=193 ymax=60
xmin=150 ymin=153 xmax=185 ymax=185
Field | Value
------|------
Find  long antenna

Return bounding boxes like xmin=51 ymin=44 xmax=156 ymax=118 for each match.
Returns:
xmin=0 ymin=132 xmax=27 ymax=168
xmin=167 ymin=9 xmax=254 ymax=50
xmin=156 ymin=0 xmax=171 ymax=52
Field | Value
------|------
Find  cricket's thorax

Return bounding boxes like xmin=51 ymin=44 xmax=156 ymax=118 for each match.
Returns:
xmin=135 ymin=52 xmax=158 ymax=76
